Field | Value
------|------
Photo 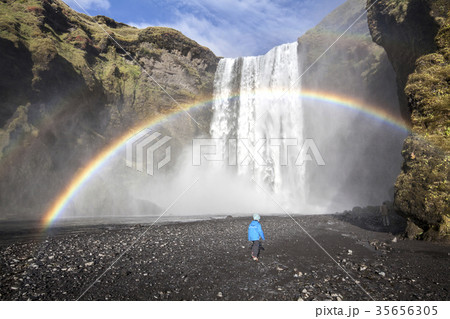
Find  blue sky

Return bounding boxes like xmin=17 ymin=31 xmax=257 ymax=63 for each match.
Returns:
xmin=64 ymin=0 xmax=346 ymax=57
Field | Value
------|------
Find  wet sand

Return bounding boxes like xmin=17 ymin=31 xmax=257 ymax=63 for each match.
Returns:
xmin=0 ymin=214 xmax=448 ymax=300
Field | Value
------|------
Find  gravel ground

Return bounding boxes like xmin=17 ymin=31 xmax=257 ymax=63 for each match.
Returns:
xmin=0 ymin=214 xmax=448 ymax=301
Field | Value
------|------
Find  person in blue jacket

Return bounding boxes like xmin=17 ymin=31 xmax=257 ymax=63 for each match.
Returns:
xmin=248 ymin=213 xmax=265 ymax=261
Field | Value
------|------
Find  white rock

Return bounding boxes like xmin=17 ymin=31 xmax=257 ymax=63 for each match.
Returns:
xmin=297 ymin=297 xmax=304 ymax=301
xmin=302 ymin=289 xmax=308 ymax=294
xmin=217 ymin=292 xmax=223 ymax=298
xmin=392 ymin=237 xmax=398 ymax=243
xmin=379 ymin=272 xmax=386 ymax=277
xmin=347 ymin=250 xmax=353 ymax=255
xmin=85 ymin=261 xmax=94 ymax=267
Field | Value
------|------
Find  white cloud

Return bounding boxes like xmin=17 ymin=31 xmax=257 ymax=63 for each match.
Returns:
xmin=179 ymin=2 xmax=311 ymax=57
xmin=129 ymin=0 xmax=345 ymax=57
xmin=64 ymin=0 xmax=111 ymax=11
xmin=128 ymin=22 xmax=153 ymax=29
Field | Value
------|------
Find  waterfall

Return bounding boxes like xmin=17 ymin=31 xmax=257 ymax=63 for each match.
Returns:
xmin=210 ymin=42 xmax=304 ymax=209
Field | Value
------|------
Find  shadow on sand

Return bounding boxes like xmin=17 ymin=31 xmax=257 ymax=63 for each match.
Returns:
xmin=334 ymin=205 xmax=407 ymax=235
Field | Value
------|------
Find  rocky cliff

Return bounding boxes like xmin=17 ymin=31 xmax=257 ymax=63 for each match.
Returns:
xmin=299 ymin=0 xmax=405 ymax=116
xmin=297 ymin=0 xmax=408 ymax=208
xmin=367 ymin=0 xmax=449 ymax=240
xmin=0 ymin=0 xmax=219 ymax=218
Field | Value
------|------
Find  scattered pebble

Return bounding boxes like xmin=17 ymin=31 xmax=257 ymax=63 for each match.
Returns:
xmin=0 ymin=216 xmax=447 ymax=301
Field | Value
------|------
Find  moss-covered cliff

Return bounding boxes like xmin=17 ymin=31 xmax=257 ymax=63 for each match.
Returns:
xmin=367 ymin=0 xmax=449 ymax=240
xmin=0 ymin=0 xmax=219 ymax=218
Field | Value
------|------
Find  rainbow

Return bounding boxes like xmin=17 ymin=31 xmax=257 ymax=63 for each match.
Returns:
xmin=41 ymin=89 xmax=411 ymax=228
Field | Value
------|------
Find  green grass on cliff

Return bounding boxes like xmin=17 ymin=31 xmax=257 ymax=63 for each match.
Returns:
xmin=393 ymin=2 xmax=450 ymax=239
xmin=383 ymin=0 xmax=409 ymax=23
xmin=405 ymin=10 xmax=450 ymax=153
xmin=0 ymin=0 xmax=216 ymax=108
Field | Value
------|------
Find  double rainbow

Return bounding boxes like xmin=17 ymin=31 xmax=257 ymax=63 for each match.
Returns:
xmin=41 ymin=89 xmax=410 ymax=228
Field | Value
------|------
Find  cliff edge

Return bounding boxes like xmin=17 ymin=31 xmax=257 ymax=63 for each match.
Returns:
xmin=367 ymin=0 xmax=449 ymax=240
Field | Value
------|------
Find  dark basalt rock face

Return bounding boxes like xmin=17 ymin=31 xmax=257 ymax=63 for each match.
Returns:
xmin=0 ymin=0 xmax=219 ymax=218
xmin=367 ymin=0 xmax=449 ymax=240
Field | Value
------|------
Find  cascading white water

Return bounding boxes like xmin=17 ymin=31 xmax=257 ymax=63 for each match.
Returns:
xmin=210 ymin=42 xmax=305 ymax=209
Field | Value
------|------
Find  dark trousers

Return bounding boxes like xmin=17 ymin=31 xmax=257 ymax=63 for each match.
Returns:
xmin=251 ymin=240 xmax=260 ymax=257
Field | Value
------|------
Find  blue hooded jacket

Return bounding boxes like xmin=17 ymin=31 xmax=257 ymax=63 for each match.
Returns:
xmin=248 ymin=220 xmax=265 ymax=241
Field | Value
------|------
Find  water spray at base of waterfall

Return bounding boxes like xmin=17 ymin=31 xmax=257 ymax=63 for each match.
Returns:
xmin=61 ymin=39 xmax=406 ymax=221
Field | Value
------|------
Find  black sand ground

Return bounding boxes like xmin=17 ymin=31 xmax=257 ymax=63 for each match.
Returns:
xmin=0 ymin=214 xmax=448 ymax=301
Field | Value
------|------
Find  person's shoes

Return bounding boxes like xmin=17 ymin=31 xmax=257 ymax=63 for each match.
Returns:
xmin=252 ymin=256 xmax=259 ymax=261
